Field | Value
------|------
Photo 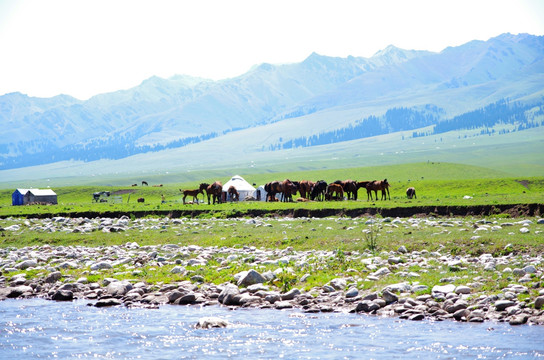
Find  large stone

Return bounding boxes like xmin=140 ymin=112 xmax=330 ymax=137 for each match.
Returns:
xmin=45 ymin=271 xmax=62 ymax=284
xmin=373 ymin=267 xmax=390 ymax=277
xmin=446 ymin=300 xmax=468 ymax=313
xmin=356 ymin=300 xmax=380 ymax=313
xmin=237 ymin=269 xmax=266 ymax=287
xmin=281 ymin=288 xmax=301 ymax=301
xmin=218 ymin=284 xmax=241 ymax=305
xmin=408 ymin=313 xmax=425 ymax=321
xmin=107 ymin=281 xmax=133 ymax=297
xmin=196 ymin=317 xmax=228 ymax=329
xmin=52 ymin=289 xmax=74 ymax=301
xmin=384 ymin=282 xmax=411 ymax=293
xmin=16 ymin=259 xmax=38 ymax=270
xmin=382 ymin=290 xmax=398 ymax=304
xmin=345 ymin=287 xmax=359 ymax=298
xmin=90 ymin=261 xmax=113 ymax=271
xmin=171 ymin=266 xmax=187 ymax=275
xmin=329 ymin=278 xmax=347 ymax=290
xmin=7 ymin=285 xmax=33 ymax=298
xmin=432 ymin=284 xmax=456 ymax=294
xmin=94 ymin=298 xmax=122 ymax=307
xmin=454 ymin=285 xmax=471 ymax=295
xmin=495 ymin=300 xmax=516 ymax=311
xmin=534 ymin=296 xmax=544 ymax=309
xmin=509 ymin=314 xmax=529 ymax=325
xmin=174 ymin=293 xmax=197 ymax=305
xmin=452 ymin=309 xmax=470 ymax=321
xmin=275 ymin=301 xmax=293 ymax=309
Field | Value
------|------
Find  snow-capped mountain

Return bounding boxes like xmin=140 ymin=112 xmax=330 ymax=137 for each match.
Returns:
xmin=0 ymin=33 xmax=543 ymax=171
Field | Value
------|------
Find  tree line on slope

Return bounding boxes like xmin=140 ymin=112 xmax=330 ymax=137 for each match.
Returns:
xmin=271 ymin=99 xmax=543 ymax=150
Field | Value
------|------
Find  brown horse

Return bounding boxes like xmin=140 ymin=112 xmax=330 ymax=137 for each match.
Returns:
xmin=356 ymin=181 xmax=372 ymax=201
xmin=281 ymin=179 xmax=298 ymax=202
xmin=325 ymin=183 xmax=344 ymax=201
xmin=298 ymin=180 xmax=315 ymax=200
xmin=406 ymin=187 xmax=417 ymax=199
xmin=180 ymin=188 xmax=203 ymax=204
xmin=264 ymin=181 xmax=282 ymax=202
xmin=367 ymin=179 xmax=390 ymax=201
xmin=310 ymin=180 xmax=327 ymax=201
xmin=334 ymin=180 xmax=358 ymax=200
xmin=227 ymin=186 xmax=239 ymax=201
xmin=205 ymin=181 xmax=223 ymax=204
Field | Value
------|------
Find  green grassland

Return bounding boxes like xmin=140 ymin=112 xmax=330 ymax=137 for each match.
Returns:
xmin=1 ymin=162 xmax=543 ymax=298
xmin=0 ymin=162 xmax=542 ymax=218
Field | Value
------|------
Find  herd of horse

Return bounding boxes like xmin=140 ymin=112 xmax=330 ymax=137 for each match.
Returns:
xmin=179 ymin=178 xmax=400 ymax=205
xmin=263 ymin=179 xmax=391 ymax=203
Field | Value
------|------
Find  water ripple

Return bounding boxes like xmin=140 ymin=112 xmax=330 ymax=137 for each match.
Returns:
xmin=1 ymin=298 xmax=544 ymax=359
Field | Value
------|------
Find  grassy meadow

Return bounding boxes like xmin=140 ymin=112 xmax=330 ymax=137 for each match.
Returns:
xmin=1 ymin=162 xmax=543 ymax=298
xmin=0 ymin=162 xmax=542 ymax=218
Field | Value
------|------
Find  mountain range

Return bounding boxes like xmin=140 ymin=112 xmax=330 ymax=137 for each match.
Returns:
xmin=1 ymin=32 xmax=543 ymax=182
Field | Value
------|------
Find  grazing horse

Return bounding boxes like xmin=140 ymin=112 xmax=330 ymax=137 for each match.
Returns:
xmin=310 ymin=180 xmax=327 ymax=201
xmin=142 ymin=181 xmax=148 ymax=186
xmin=356 ymin=181 xmax=372 ymax=201
xmin=367 ymin=179 xmax=391 ymax=201
xmin=180 ymin=188 xmax=203 ymax=204
xmin=406 ymin=187 xmax=417 ymax=199
xmin=227 ymin=186 xmax=239 ymax=201
xmin=325 ymin=183 xmax=344 ymax=201
xmin=298 ymin=180 xmax=315 ymax=200
xmin=334 ymin=180 xmax=358 ymax=200
xmin=264 ymin=181 xmax=282 ymax=202
xmin=206 ymin=181 xmax=223 ymax=204
xmin=281 ymin=179 xmax=298 ymax=202
xmin=132 ymin=184 xmax=138 ymax=187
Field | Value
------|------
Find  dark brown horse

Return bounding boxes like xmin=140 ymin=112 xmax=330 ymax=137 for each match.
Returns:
xmin=281 ymin=179 xmax=298 ymax=202
xmin=310 ymin=180 xmax=327 ymax=201
xmin=264 ymin=181 xmax=282 ymax=202
xmin=180 ymin=188 xmax=203 ymax=204
xmin=325 ymin=183 xmax=344 ymax=201
xmin=356 ymin=181 xmax=372 ymax=201
xmin=205 ymin=181 xmax=223 ymax=204
xmin=334 ymin=180 xmax=358 ymax=200
xmin=227 ymin=186 xmax=239 ymax=201
xmin=367 ymin=179 xmax=390 ymax=201
xmin=298 ymin=180 xmax=315 ymax=200
xmin=406 ymin=187 xmax=417 ymax=199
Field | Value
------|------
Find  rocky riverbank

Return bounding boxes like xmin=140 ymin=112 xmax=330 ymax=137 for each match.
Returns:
xmin=1 ymin=215 xmax=544 ymax=326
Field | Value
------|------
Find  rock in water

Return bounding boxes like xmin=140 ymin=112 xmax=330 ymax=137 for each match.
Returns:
xmin=196 ymin=317 xmax=228 ymax=329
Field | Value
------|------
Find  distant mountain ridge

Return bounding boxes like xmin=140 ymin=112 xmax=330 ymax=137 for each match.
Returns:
xmin=1 ymin=32 xmax=543 ymax=171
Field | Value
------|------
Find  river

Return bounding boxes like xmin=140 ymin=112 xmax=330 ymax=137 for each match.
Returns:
xmin=1 ymin=299 xmax=543 ymax=359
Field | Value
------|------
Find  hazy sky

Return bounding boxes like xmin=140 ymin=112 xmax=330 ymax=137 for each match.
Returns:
xmin=1 ymin=0 xmax=543 ymax=100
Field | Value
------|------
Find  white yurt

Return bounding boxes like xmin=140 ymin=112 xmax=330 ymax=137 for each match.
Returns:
xmin=222 ymin=175 xmax=256 ymax=201
xmin=255 ymin=185 xmax=267 ymax=201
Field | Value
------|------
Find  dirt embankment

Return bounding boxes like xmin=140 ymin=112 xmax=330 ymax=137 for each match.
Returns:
xmin=3 ymin=203 xmax=542 ymax=220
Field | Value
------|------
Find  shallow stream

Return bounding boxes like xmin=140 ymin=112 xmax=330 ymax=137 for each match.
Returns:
xmin=1 ymin=299 xmax=544 ymax=359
